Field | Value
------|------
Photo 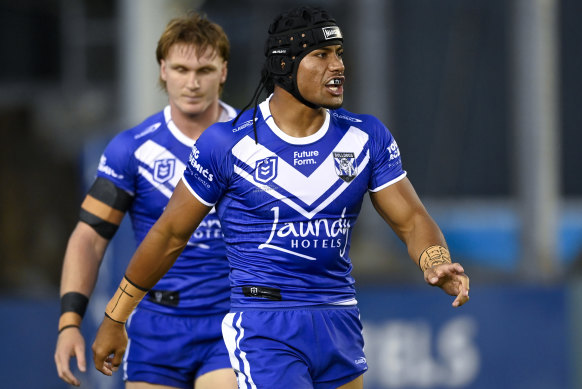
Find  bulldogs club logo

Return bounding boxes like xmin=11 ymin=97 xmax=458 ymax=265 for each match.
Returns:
xmin=333 ymin=152 xmax=357 ymax=182
xmin=254 ymin=156 xmax=278 ymax=184
xmin=153 ymin=158 xmax=175 ymax=183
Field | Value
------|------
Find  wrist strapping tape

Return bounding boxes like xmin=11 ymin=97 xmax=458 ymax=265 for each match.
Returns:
xmin=419 ymin=245 xmax=452 ymax=272
xmin=104 ymin=276 xmax=148 ymax=324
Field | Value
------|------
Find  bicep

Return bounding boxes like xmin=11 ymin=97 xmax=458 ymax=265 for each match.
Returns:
xmin=370 ymin=178 xmax=427 ymax=234
xmin=370 ymin=177 xmax=445 ymax=262
xmin=157 ymin=179 xmax=212 ymax=240
xmin=60 ymin=222 xmax=110 ymax=296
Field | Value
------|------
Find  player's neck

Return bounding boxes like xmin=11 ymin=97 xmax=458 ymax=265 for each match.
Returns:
xmin=170 ymin=102 xmax=222 ymax=141
xmin=269 ymin=90 xmax=325 ymax=138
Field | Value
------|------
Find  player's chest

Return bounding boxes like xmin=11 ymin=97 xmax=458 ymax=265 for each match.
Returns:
xmin=232 ymin=148 xmax=370 ymax=219
xmin=133 ymin=140 xmax=191 ymax=208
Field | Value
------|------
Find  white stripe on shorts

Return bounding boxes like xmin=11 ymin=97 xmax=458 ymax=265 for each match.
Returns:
xmin=122 ymin=310 xmax=137 ymax=382
xmin=222 ymin=312 xmax=257 ymax=389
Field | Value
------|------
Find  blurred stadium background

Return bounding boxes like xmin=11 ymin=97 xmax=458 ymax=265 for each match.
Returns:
xmin=1 ymin=0 xmax=581 ymax=388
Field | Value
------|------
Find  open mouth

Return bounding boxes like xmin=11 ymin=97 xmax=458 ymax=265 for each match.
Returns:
xmin=326 ymin=78 xmax=344 ymax=94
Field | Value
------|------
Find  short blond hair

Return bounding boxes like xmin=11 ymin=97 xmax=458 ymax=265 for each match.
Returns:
xmin=156 ymin=12 xmax=230 ymax=92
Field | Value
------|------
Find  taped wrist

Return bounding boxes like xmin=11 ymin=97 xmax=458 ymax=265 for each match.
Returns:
xmin=419 ymin=245 xmax=452 ymax=272
xmin=59 ymin=292 xmax=89 ymax=333
xmin=104 ymin=276 xmax=148 ymax=324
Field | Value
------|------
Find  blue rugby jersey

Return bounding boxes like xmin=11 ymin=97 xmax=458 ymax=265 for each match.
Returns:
xmin=97 ymin=102 xmax=237 ymax=316
xmin=183 ymin=97 xmax=406 ymax=308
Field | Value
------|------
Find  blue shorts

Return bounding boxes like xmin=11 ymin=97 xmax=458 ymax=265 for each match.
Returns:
xmin=222 ymin=305 xmax=368 ymax=389
xmin=124 ymin=307 xmax=231 ymax=389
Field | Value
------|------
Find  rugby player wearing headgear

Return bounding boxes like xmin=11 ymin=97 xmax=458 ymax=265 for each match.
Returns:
xmin=92 ymin=6 xmax=470 ymax=388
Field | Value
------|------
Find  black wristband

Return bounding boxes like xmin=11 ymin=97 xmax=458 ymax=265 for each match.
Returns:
xmin=58 ymin=324 xmax=80 ymax=334
xmin=60 ymin=292 xmax=89 ymax=318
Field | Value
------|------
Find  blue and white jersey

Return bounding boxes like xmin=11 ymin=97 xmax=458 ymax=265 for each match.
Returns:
xmin=97 ymin=102 xmax=237 ymax=316
xmin=183 ymin=97 xmax=406 ymax=308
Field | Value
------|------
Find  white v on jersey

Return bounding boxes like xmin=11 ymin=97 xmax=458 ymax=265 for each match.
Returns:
xmin=183 ymin=97 xmax=406 ymax=308
xmin=97 ymin=102 xmax=237 ymax=316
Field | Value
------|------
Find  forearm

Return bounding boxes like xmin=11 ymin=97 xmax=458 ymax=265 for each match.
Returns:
xmin=369 ymin=179 xmax=450 ymax=269
xmin=102 ymin=224 xmax=188 ymax=324
xmin=124 ymin=221 xmax=190 ymax=289
xmin=60 ymin=223 xmax=108 ymax=297
xmin=400 ymin=212 xmax=447 ymax=268
xmin=58 ymin=222 xmax=109 ymax=331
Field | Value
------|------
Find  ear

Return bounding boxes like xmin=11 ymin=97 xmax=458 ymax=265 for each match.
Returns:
xmin=160 ymin=59 xmax=168 ymax=81
xmin=220 ymin=61 xmax=228 ymax=84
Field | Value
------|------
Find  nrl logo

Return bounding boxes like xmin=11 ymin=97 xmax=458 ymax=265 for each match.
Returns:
xmin=333 ymin=152 xmax=357 ymax=182
xmin=153 ymin=158 xmax=175 ymax=183
xmin=254 ymin=156 xmax=278 ymax=184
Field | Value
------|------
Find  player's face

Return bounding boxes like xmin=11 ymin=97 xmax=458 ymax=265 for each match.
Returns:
xmin=160 ymin=43 xmax=227 ymax=117
xmin=296 ymin=44 xmax=345 ymax=109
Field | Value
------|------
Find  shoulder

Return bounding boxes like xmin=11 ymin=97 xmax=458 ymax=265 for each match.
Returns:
xmin=329 ymin=108 xmax=384 ymax=129
xmin=198 ymin=109 xmax=258 ymax=150
xmin=329 ymin=108 xmax=390 ymax=141
xmin=125 ymin=110 xmax=166 ymax=141
xmin=110 ymin=110 xmax=165 ymax=143
xmin=106 ymin=110 xmax=166 ymax=151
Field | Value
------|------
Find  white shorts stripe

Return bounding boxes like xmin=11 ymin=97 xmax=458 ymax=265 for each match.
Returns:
xmin=222 ymin=312 xmax=256 ymax=388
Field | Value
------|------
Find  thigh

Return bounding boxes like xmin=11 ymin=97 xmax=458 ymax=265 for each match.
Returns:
xmin=125 ymin=309 xmax=230 ymax=389
xmin=337 ymin=374 xmax=363 ymax=389
xmin=195 ymin=368 xmax=238 ymax=389
xmin=222 ymin=311 xmax=314 ymax=389
xmin=311 ymin=306 xmax=368 ymax=388
xmin=126 ymin=382 xmax=181 ymax=389
xmin=222 ymin=307 xmax=367 ymax=389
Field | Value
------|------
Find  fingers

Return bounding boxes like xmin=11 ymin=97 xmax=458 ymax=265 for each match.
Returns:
xmin=452 ymin=273 xmax=471 ymax=307
xmin=92 ymin=344 xmax=113 ymax=376
xmin=100 ymin=350 xmax=123 ymax=373
xmin=55 ymin=331 xmax=84 ymax=386
xmin=93 ymin=349 xmax=113 ymax=376
xmin=425 ymin=263 xmax=466 ymax=285
xmin=92 ymin=340 xmax=111 ymax=376
xmin=75 ymin=341 xmax=87 ymax=373
xmin=111 ymin=349 xmax=125 ymax=372
xmin=424 ymin=262 xmax=471 ymax=307
xmin=424 ymin=263 xmax=449 ymax=285
xmin=55 ymin=352 xmax=81 ymax=386
xmin=452 ymin=286 xmax=470 ymax=307
xmin=92 ymin=342 xmax=126 ymax=375
xmin=92 ymin=315 xmax=128 ymax=376
xmin=97 ymin=352 xmax=123 ymax=375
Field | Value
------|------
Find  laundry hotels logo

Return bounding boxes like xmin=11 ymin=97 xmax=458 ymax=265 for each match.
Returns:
xmin=259 ymin=206 xmax=351 ymax=260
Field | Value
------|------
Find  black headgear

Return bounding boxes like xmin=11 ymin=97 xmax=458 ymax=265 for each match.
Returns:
xmin=232 ymin=6 xmax=343 ymax=143
xmin=264 ymin=6 xmax=343 ymax=108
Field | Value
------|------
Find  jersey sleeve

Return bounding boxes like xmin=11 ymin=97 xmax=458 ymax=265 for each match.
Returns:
xmin=182 ymin=125 xmax=231 ymax=206
xmin=96 ymin=131 xmax=137 ymax=194
xmin=368 ymin=118 xmax=407 ymax=192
